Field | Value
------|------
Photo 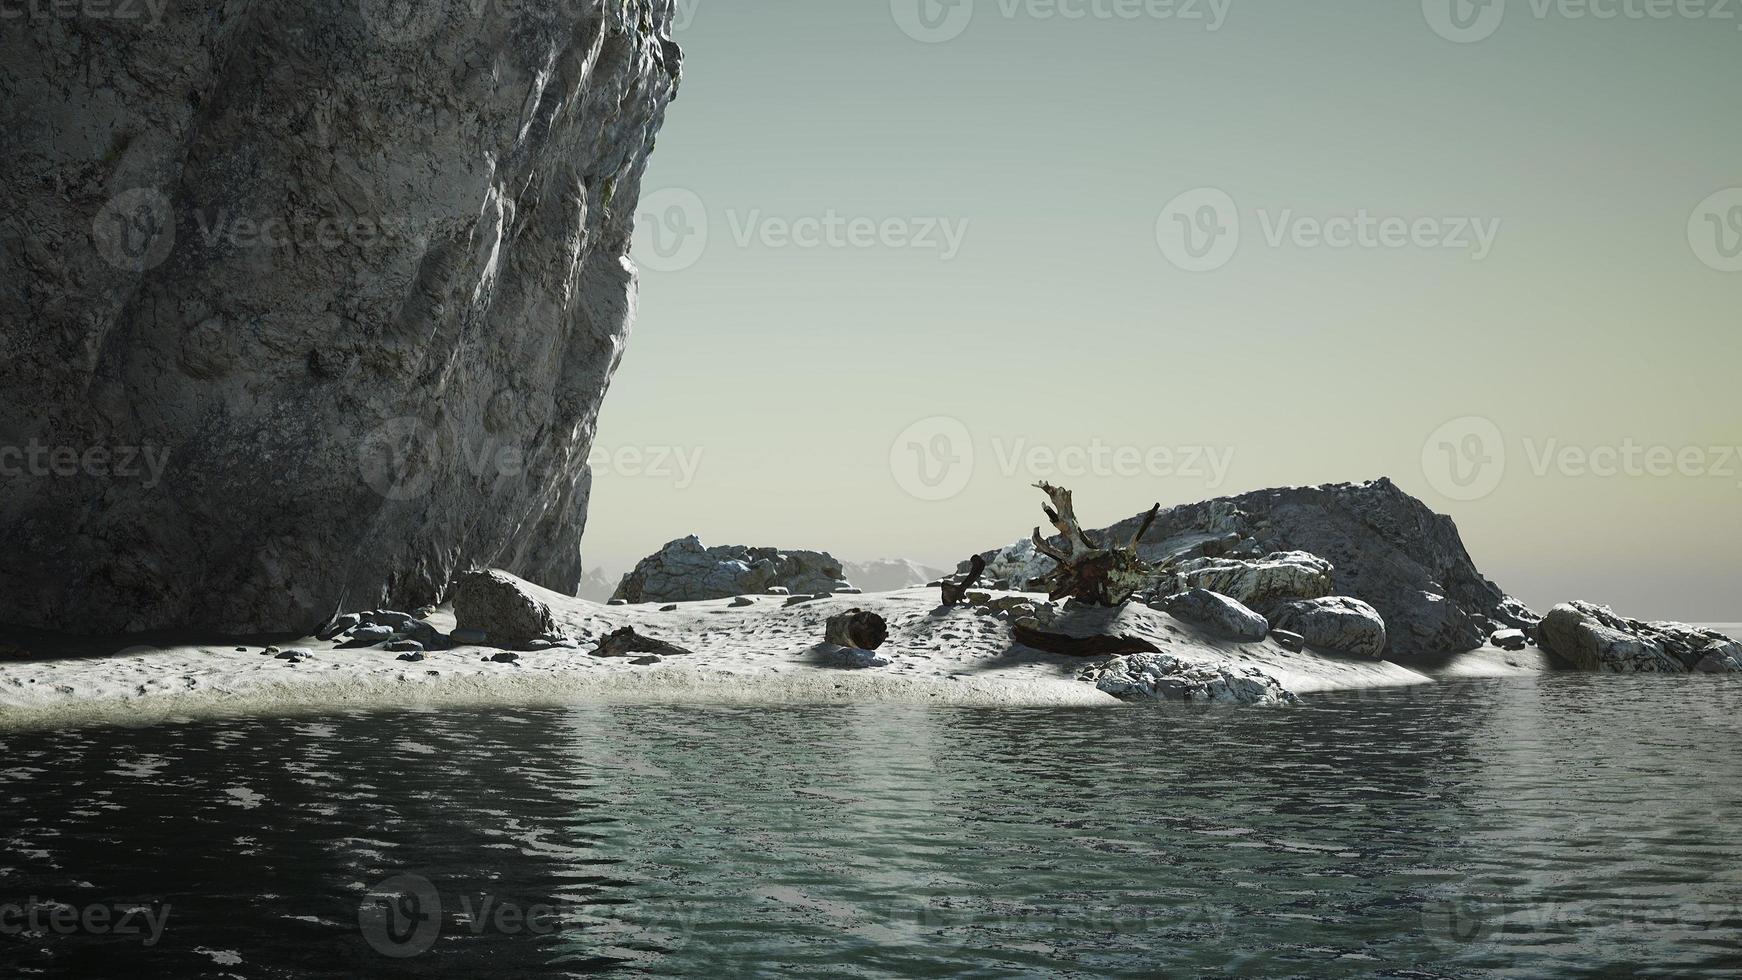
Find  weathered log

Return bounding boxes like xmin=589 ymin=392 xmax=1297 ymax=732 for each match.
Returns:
xmin=1029 ymin=482 xmax=1158 ymax=606
xmin=591 ymin=626 xmax=693 ymax=658
xmin=825 ymin=609 xmax=888 ymax=650
xmin=1012 ymin=625 xmax=1161 ymax=658
xmin=940 ymin=554 xmax=987 ymax=606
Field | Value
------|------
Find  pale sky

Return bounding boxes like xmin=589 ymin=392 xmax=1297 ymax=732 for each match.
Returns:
xmin=587 ymin=0 xmax=1742 ymax=621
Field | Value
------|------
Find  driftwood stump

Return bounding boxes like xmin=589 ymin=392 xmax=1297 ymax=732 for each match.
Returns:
xmin=1028 ymin=482 xmax=1160 ymax=606
xmin=940 ymin=555 xmax=987 ymax=606
xmin=591 ymin=626 xmax=693 ymax=658
xmin=825 ymin=609 xmax=888 ymax=650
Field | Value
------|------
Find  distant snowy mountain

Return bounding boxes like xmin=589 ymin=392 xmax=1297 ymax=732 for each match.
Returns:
xmin=576 ymin=567 xmax=623 ymax=603
xmin=840 ymin=559 xmax=947 ymax=593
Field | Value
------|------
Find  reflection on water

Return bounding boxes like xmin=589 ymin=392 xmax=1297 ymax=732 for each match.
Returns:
xmin=3 ymin=677 xmax=1742 ymax=977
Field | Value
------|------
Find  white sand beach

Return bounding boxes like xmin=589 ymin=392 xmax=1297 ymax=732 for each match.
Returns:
xmin=0 ymin=578 xmax=1559 ymax=731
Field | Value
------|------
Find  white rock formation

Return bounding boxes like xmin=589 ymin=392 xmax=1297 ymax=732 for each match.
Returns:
xmin=1537 ymin=601 xmax=1742 ymax=673
xmin=1092 ymin=653 xmax=1298 ymax=705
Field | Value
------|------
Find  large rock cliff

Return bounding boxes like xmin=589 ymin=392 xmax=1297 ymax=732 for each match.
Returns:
xmin=0 ymin=2 xmax=681 ymax=632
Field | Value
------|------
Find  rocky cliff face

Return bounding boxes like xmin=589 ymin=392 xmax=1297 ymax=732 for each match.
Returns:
xmin=0 ymin=2 xmax=681 ymax=632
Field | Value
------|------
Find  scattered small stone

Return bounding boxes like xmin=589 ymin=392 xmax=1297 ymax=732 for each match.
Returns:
xmin=484 ymin=652 xmax=519 ymax=665
xmin=385 ymin=640 xmax=424 ymax=653
xmin=660 ymin=604 xmax=678 ymax=612
xmin=396 ymin=651 xmax=425 ymax=663
xmin=264 ymin=646 xmax=281 ymax=656
xmin=234 ymin=647 xmax=248 ymax=653
xmin=835 ymin=587 xmax=862 ymax=595
xmin=630 ymin=655 xmax=663 ymax=666
xmin=1271 ymin=629 xmax=1306 ymax=653
xmin=366 ymin=610 xmax=415 ymax=630
xmin=343 ymin=625 xmax=396 ymax=647
xmin=451 ymin=628 xmax=487 ymax=645
xmin=765 ymin=586 xmax=790 ymax=595
xmin=783 ymin=594 xmax=819 ymax=607
xmin=608 ymin=598 xmax=629 ymax=606
xmin=1491 ymin=629 xmax=1528 ymax=651
xmin=414 ymin=606 xmax=436 ymax=619
xmin=730 ymin=596 xmax=755 ymax=607
xmin=274 ymin=648 xmax=312 ymax=662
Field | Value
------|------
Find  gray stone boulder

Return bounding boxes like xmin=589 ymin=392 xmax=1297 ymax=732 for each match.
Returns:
xmin=1091 ymin=653 xmax=1298 ymax=705
xmin=1155 ymin=589 xmax=1269 ymax=642
xmin=611 ymin=536 xmax=852 ymax=604
xmin=1271 ymin=596 xmax=1389 ymax=659
xmin=1536 ymin=601 xmax=1742 ymax=674
xmin=1160 ymin=551 xmax=1333 ymax=613
xmin=453 ymin=570 xmax=558 ymax=646
xmin=0 ymin=3 xmax=683 ymax=633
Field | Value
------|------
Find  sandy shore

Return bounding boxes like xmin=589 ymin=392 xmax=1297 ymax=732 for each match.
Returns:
xmin=0 ymin=583 xmax=1559 ymax=731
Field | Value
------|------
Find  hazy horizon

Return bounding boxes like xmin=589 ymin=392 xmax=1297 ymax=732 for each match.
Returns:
xmin=586 ymin=0 xmax=1741 ymax=621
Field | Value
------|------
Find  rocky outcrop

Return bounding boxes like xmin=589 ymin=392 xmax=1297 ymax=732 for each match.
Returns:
xmin=0 ymin=3 xmax=683 ymax=633
xmin=1159 ymin=551 xmax=1333 ymax=614
xmin=611 ymin=536 xmax=852 ymax=603
xmin=969 ymin=479 xmax=1533 ymax=657
xmin=1091 ymin=653 xmax=1298 ymax=705
xmin=453 ymin=570 xmax=559 ymax=646
xmin=1536 ymin=601 xmax=1742 ymax=674
xmin=1155 ymin=589 xmax=1269 ymax=642
xmin=1271 ymin=596 xmax=1389 ymax=659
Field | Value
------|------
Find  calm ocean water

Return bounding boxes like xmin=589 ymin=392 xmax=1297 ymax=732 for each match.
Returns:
xmin=4 ymin=676 xmax=1741 ymax=977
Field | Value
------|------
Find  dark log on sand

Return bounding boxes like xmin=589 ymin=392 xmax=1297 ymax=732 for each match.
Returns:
xmin=1012 ymin=625 xmax=1161 ymax=658
xmin=825 ymin=610 xmax=889 ymax=650
xmin=591 ymin=627 xmax=693 ymax=658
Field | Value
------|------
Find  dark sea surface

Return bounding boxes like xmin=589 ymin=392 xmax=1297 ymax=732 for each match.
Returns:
xmin=4 ymin=676 xmax=1741 ymax=977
